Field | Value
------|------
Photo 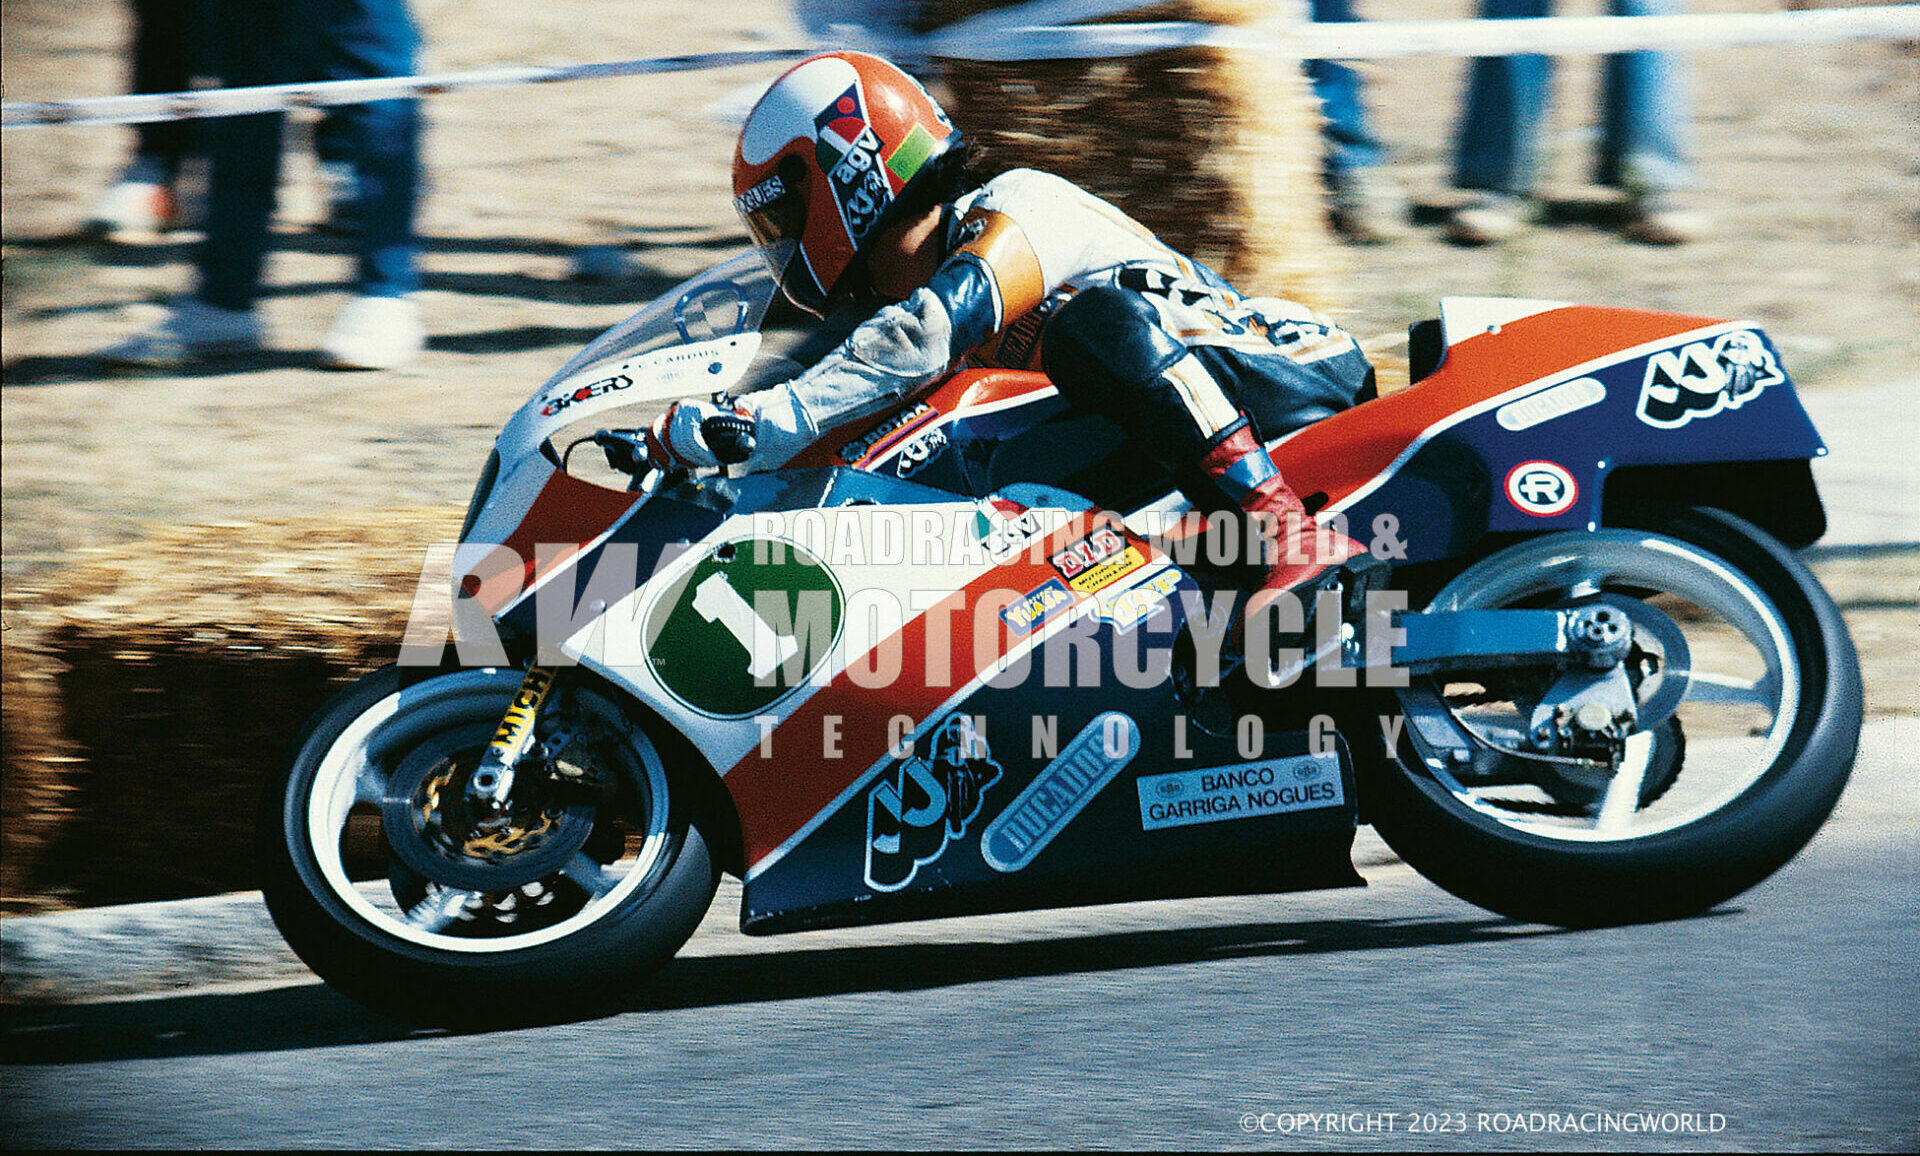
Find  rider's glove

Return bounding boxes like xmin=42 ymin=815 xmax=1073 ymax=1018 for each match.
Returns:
xmin=644 ymin=398 xmax=756 ymax=472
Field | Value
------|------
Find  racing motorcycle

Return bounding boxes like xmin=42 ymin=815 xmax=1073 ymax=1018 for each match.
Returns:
xmin=259 ymin=251 xmax=1862 ymax=1027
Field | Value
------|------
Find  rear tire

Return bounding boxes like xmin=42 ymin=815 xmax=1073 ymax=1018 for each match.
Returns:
xmin=1366 ymin=505 xmax=1862 ymax=927
xmin=259 ymin=666 xmax=719 ymax=1027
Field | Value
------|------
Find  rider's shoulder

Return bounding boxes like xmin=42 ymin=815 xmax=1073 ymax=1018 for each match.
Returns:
xmin=969 ymin=167 xmax=1093 ymax=210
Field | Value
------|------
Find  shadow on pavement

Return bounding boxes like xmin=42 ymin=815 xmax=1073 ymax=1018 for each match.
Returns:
xmin=0 ymin=347 xmax=328 ymax=386
xmin=1 ymin=231 xmax=724 ymax=385
xmin=618 ymin=912 xmax=1589 ymax=1017
xmin=0 ymin=910 xmax=1616 ymax=1065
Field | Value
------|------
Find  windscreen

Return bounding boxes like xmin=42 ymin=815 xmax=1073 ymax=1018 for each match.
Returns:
xmin=533 ymin=251 xmax=781 ymax=395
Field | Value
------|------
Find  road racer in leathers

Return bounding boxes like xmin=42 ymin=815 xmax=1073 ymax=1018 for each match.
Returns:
xmin=647 ymin=50 xmax=1378 ymax=617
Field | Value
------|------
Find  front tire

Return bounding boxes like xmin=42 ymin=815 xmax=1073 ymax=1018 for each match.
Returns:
xmin=1367 ymin=504 xmax=1862 ymax=927
xmin=259 ymin=665 xmax=719 ymax=1027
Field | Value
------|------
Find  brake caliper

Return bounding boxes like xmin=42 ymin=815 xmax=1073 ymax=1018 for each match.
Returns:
xmin=1528 ymin=604 xmax=1641 ymax=766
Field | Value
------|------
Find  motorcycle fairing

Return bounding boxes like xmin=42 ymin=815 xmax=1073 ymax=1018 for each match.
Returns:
xmin=494 ymin=470 xmax=1155 ymax=825
xmin=712 ymin=491 xmax=1194 ymax=876
xmin=486 ymin=461 xmax=1359 ymax=930
xmin=455 ymin=267 xmax=1835 ymax=936
xmin=742 ymin=699 xmax=1362 ymax=934
xmin=460 ymin=456 xmax=646 ymax=614
xmin=1269 ymin=304 xmax=1826 ymax=555
xmin=729 ymin=541 xmax=1362 ymax=933
xmin=499 ymin=468 xmax=1001 ymax=765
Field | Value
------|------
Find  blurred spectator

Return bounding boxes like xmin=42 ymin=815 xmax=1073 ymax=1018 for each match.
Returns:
xmin=103 ymin=0 xmax=425 ymax=371
xmin=86 ymin=0 xmax=198 ymax=241
xmin=86 ymin=2 xmax=364 ymax=243
xmin=1446 ymin=0 xmax=1710 ymax=246
xmin=1310 ymin=0 xmax=1402 ymax=244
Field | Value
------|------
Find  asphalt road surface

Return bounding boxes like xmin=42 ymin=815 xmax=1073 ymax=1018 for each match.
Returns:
xmin=4 ymin=761 xmax=1914 ymax=1152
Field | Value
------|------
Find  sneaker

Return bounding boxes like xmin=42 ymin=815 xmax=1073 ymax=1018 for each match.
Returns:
xmin=1445 ymin=192 xmax=1530 ymax=246
xmin=1326 ymin=169 xmax=1405 ymax=245
xmin=321 ymin=294 xmax=424 ymax=370
xmin=85 ymin=158 xmax=178 ymax=242
xmin=98 ymin=299 xmax=263 ymax=368
xmin=1624 ymin=191 xmax=1710 ymax=246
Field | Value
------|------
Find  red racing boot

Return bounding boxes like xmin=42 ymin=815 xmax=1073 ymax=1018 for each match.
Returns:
xmin=1198 ymin=420 xmax=1378 ymax=676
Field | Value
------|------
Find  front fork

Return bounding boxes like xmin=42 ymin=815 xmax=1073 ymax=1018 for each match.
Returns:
xmin=467 ymin=664 xmax=562 ymax=814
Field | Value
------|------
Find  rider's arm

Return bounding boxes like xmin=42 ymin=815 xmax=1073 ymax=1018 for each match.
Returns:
xmin=659 ymin=170 xmax=1132 ymax=472
xmin=741 ymin=194 xmax=1059 ymax=470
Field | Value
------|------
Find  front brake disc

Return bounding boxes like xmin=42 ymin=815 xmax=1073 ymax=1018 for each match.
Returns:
xmin=380 ymin=743 xmax=596 ymax=892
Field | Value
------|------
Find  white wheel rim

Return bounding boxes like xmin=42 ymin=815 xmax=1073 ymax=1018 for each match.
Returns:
xmin=1408 ymin=529 xmax=1801 ymax=843
xmin=303 ymin=669 xmax=672 ymax=952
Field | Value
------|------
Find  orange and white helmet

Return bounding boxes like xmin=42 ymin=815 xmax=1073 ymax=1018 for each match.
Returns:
xmin=732 ymin=51 xmax=966 ymax=316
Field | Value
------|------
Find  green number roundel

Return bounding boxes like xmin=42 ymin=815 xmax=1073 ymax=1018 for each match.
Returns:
xmin=643 ymin=538 xmax=844 ymax=717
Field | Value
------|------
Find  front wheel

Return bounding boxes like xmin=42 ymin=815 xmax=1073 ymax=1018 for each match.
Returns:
xmin=259 ymin=665 xmax=719 ymax=1027
xmin=1367 ymin=504 xmax=1862 ymax=927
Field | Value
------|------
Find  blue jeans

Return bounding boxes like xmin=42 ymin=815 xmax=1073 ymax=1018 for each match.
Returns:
xmin=1453 ymin=0 xmax=1692 ymax=197
xmin=128 ymin=0 xmax=201 ymax=178
xmin=1309 ymin=0 xmax=1382 ymax=184
xmin=199 ymin=0 xmax=420 ymax=310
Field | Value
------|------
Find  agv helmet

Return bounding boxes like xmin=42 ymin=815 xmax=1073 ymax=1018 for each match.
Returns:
xmin=732 ymin=51 xmax=967 ymax=315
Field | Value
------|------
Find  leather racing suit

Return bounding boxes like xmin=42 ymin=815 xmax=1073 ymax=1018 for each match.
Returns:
xmin=734 ymin=167 xmax=1374 ymax=485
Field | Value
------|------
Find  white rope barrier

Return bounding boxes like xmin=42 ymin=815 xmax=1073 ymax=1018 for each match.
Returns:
xmin=6 ymin=7 xmax=1917 ymax=129
xmin=943 ymin=7 xmax=1920 ymax=61
xmin=1 ymin=49 xmax=812 ymax=130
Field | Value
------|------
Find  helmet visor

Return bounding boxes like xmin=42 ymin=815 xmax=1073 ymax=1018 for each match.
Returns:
xmin=747 ymin=239 xmax=828 ymax=318
xmin=736 ymin=176 xmax=829 ymax=316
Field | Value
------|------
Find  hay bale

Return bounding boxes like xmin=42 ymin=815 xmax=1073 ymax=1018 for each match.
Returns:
xmin=927 ymin=0 xmax=1345 ymax=309
xmin=1 ymin=508 xmax=463 ymax=911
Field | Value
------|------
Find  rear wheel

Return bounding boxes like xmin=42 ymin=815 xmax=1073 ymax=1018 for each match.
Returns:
xmin=259 ymin=665 xmax=719 ymax=1027
xmin=1367 ymin=504 xmax=1862 ymax=927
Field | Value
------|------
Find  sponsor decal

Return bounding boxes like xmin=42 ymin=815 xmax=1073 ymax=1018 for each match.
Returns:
xmin=1068 ymin=545 xmax=1145 ymax=594
xmin=538 ymin=373 xmax=631 ymax=418
xmin=642 ymin=538 xmax=843 ymax=717
xmin=892 ymin=426 xmax=949 ymax=478
xmin=1635 ymin=329 xmax=1785 ymax=429
xmin=1000 ymin=578 xmax=1073 ymax=636
xmin=987 ymin=291 xmax=1066 ymax=369
xmin=1094 ymin=567 xmax=1181 ymax=633
xmin=733 ymin=172 xmax=787 ymax=216
xmin=840 ymin=401 xmax=934 ymax=463
xmin=1496 ymin=375 xmax=1607 ymax=431
xmin=1052 ymin=526 xmax=1145 ymax=594
xmin=1504 ymin=460 xmax=1579 ymax=518
xmin=884 ymin=122 xmax=937 ymax=185
xmin=815 ymin=85 xmax=892 ymax=244
xmin=1050 ymin=526 xmax=1124 ymax=579
xmin=981 ymin=712 xmax=1139 ymax=872
xmin=975 ymin=499 xmax=1072 ymax=564
xmin=1135 ymin=753 xmax=1344 ymax=830
xmin=486 ymin=666 xmax=554 ymax=761
xmin=866 ymin=713 xmax=1001 ymax=891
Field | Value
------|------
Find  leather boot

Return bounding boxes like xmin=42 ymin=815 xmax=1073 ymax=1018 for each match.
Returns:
xmin=1197 ymin=419 xmax=1374 ymax=618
